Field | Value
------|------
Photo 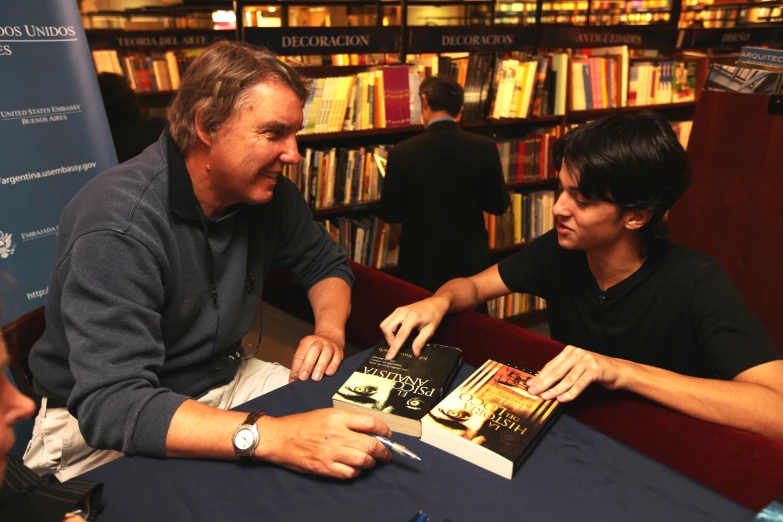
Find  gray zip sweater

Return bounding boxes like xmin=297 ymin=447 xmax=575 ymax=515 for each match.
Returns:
xmin=29 ymin=132 xmax=354 ymax=458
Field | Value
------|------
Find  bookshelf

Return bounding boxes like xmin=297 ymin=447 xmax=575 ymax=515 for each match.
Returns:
xmin=80 ymin=1 xmax=781 ymax=326
xmin=567 ymin=101 xmax=697 ymax=122
xmin=312 ymin=201 xmax=380 ymax=219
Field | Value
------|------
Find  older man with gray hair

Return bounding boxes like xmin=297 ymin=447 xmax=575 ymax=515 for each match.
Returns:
xmin=25 ymin=40 xmax=392 ymax=480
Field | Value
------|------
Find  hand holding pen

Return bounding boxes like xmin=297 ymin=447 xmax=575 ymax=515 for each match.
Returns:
xmin=375 ymin=435 xmax=421 ymax=461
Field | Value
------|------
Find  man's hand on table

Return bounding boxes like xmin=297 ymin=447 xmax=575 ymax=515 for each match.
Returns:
xmin=289 ymin=332 xmax=345 ymax=382
xmin=255 ymin=409 xmax=392 ymax=479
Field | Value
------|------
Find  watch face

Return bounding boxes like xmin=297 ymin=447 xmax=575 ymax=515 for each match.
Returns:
xmin=235 ymin=427 xmax=255 ymax=451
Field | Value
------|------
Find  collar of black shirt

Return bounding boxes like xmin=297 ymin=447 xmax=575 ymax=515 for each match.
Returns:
xmin=587 ymin=248 xmax=665 ymax=300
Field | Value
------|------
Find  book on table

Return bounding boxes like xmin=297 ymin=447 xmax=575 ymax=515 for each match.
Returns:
xmin=421 ymin=359 xmax=563 ymax=479
xmin=332 ymin=340 xmax=463 ymax=437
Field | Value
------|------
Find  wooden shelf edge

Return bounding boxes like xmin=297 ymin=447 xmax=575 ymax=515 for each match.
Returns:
xmin=507 ymin=178 xmax=557 ymax=190
xmin=567 ymin=102 xmax=697 ymax=122
xmin=297 ymin=117 xmax=564 ymax=143
xmin=312 ymin=200 xmax=379 ymax=218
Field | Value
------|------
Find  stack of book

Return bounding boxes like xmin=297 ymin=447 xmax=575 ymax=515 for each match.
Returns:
xmin=333 ymin=341 xmax=564 ymax=479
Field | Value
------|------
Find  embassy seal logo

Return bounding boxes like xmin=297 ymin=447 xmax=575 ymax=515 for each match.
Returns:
xmin=0 ymin=231 xmax=16 ymax=258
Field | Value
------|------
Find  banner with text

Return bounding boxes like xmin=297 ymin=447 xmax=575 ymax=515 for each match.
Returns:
xmin=408 ymin=26 xmax=535 ymax=54
xmin=540 ymin=25 xmax=677 ymax=50
xmin=676 ymin=27 xmax=782 ymax=50
xmin=0 ymin=2 xmax=117 ymax=323
xmin=244 ymin=26 xmax=400 ymax=56
xmin=86 ymin=29 xmax=235 ymax=50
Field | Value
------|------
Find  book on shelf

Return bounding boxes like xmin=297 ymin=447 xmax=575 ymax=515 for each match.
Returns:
xmin=497 ymin=127 xmax=560 ymax=184
xmin=318 ymin=216 xmax=401 ymax=269
xmin=284 ymin=145 xmax=387 ymax=210
xmin=91 ymin=48 xmax=202 ymax=92
xmin=333 ymin=341 xmax=463 ymax=437
xmin=295 ymin=52 xmax=569 ymax=135
xmin=484 ymin=53 xmax=567 ymax=120
xmin=568 ymin=46 xmax=698 ymax=110
xmin=421 ymin=359 xmax=563 ymax=479
xmin=488 ymin=292 xmax=546 ymax=320
xmin=485 ymin=189 xmax=556 ymax=249
xmin=670 ymin=120 xmax=694 ymax=149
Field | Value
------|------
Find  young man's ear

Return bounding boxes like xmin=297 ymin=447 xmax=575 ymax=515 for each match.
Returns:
xmin=624 ymin=208 xmax=654 ymax=231
xmin=420 ymin=94 xmax=430 ymax=112
xmin=194 ymin=111 xmax=213 ymax=148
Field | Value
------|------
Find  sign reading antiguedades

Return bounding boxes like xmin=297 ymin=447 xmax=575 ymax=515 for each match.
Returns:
xmin=676 ymin=27 xmax=782 ymax=49
xmin=244 ymin=27 xmax=399 ymax=55
xmin=540 ymin=25 xmax=677 ymax=50
xmin=0 ymin=2 xmax=117 ymax=322
xmin=408 ymin=26 xmax=534 ymax=53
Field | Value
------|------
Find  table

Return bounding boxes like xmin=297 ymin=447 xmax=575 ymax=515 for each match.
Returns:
xmin=85 ymin=351 xmax=753 ymax=522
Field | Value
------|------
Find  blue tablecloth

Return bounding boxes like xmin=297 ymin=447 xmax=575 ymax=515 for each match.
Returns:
xmin=85 ymin=351 xmax=753 ymax=522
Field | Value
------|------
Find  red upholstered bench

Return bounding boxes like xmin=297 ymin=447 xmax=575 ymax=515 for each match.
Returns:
xmin=263 ymin=261 xmax=783 ymax=512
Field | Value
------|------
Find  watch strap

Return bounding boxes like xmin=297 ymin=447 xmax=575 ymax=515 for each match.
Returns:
xmin=244 ymin=411 xmax=265 ymax=426
xmin=235 ymin=412 xmax=265 ymax=461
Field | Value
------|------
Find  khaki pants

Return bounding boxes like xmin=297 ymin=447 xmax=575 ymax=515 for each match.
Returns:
xmin=24 ymin=358 xmax=290 ymax=481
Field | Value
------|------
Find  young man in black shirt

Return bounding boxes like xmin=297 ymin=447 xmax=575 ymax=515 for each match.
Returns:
xmin=380 ymin=112 xmax=783 ymax=439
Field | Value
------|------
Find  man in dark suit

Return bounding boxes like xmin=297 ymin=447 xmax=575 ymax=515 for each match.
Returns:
xmin=377 ymin=76 xmax=510 ymax=297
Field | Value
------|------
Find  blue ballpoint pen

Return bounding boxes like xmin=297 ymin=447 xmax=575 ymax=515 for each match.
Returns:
xmin=375 ymin=435 xmax=422 ymax=461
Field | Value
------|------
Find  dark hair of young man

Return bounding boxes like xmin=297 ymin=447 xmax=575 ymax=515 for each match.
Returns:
xmin=552 ymin=111 xmax=691 ymax=253
xmin=419 ymin=76 xmax=464 ymax=118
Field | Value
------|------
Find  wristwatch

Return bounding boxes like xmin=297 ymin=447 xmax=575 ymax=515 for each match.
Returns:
xmin=232 ymin=411 xmax=265 ymax=460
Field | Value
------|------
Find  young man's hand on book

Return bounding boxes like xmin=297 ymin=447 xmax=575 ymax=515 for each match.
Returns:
xmin=525 ymin=345 xmax=624 ymax=402
xmin=255 ymin=408 xmax=393 ymax=479
xmin=380 ymin=296 xmax=450 ymax=360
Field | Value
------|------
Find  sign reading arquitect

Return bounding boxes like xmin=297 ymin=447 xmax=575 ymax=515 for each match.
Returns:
xmin=540 ymin=25 xmax=677 ymax=50
xmin=738 ymin=46 xmax=783 ymax=71
xmin=677 ymin=27 xmax=782 ymax=50
xmin=0 ymin=2 xmax=117 ymax=322
xmin=408 ymin=26 xmax=535 ymax=54
xmin=86 ymin=29 xmax=234 ymax=50
xmin=244 ymin=26 xmax=399 ymax=56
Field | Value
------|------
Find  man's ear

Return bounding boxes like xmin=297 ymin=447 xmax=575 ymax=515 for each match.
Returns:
xmin=194 ymin=111 xmax=212 ymax=148
xmin=624 ymin=208 xmax=654 ymax=231
xmin=420 ymin=94 xmax=429 ymax=111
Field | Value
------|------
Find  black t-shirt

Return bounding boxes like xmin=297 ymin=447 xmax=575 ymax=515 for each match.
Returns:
xmin=498 ymin=230 xmax=781 ymax=379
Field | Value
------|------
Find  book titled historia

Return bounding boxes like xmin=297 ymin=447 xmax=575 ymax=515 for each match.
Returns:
xmin=332 ymin=341 xmax=463 ymax=437
xmin=421 ymin=360 xmax=563 ymax=479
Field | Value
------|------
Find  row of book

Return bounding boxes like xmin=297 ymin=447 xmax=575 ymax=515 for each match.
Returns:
xmin=91 ymin=49 xmax=200 ymax=92
xmin=416 ymin=52 xmax=567 ymax=121
xmin=319 ymin=216 xmax=400 ymax=270
xmin=283 ymin=145 xmax=387 ymax=210
xmin=334 ymin=341 xmax=562 ymax=479
xmin=569 ymin=49 xmax=697 ymax=110
xmin=489 ymin=55 xmax=568 ymax=119
xmin=497 ymin=130 xmax=559 ymax=183
xmin=488 ymin=292 xmax=546 ymax=320
xmin=486 ymin=190 xmax=557 ymax=249
xmin=299 ymin=67 xmax=421 ymax=134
